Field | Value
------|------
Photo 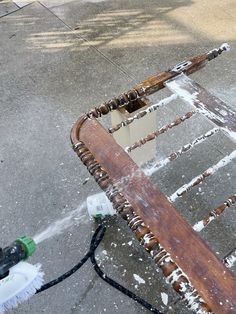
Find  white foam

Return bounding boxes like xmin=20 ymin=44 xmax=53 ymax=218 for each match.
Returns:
xmin=133 ymin=274 xmax=145 ymax=284
xmin=193 ymin=221 xmax=205 ymax=232
xmin=166 ymin=74 xmax=230 ymax=125
xmin=161 ymin=292 xmax=168 ymax=306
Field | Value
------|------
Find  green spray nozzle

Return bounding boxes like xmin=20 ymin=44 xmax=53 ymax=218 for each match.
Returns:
xmin=16 ymin=236 xmax=36 ymax=259
xmin=0 ymin=236 xmax=37 ymax=279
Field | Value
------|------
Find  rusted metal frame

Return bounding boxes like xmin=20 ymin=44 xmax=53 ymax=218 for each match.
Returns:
xmin=134 ymin=44 xmax=229 ymax=97
xmin=193 ymin=195 xmax=236 ymax=232
xmin=85 ymin=44 xmax=229 ymax=120
xmin=71 ymin=119 xmax=210 ymax=314
xmin=165 ymin=73 xmax=236 ymax=139
xmin=169 ymin=150 xmax=236 ymax=202
xmin=174 ymin=247 xmax=236 ymax=310
xmin=70 ymin=45 xmax=234 ymax=313
xmin=125 ymin=111 xmax=195 ymax=153
xmin=71 ymin=117 xmax=236 ymax=314
xmin=109 ymin=94 xmax=178 ymax=134
xmin=143 ymin=128 xmax=220 ymax=176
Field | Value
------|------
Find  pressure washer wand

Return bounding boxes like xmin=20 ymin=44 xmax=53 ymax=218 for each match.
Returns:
xmin=0 ymin=236 xmax=36 ymax=280
xmin=0 ymin=236 xmax=43 ymax=313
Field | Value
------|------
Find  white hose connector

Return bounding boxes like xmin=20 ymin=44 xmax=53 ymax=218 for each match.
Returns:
xmin=86 ymin=192 xmax=116 ymax=218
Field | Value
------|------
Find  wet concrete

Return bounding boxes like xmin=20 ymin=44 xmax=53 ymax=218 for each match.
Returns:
xmin=0 ymin=0 xmax=18 ymax=17
xmin=0 ymin=1 xmax=235 ymax=314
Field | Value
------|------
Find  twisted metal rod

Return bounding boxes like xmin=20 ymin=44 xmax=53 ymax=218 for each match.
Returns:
xmin=85 ymin=44 xmax=230 ymax=120
xmin=144 ymin=128 xmax=219 ymax=176
xmin=125 ymin=111 xmax=195 ymax=153
xmin=169 ymin=150 xmax=236 ymax=202
xmin=193 ymin=195 xmax=236 ymax=232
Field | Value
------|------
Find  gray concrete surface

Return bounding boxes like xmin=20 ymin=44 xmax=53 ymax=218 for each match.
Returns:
xmin=0 ymin=1 xmax=235 ymax=314
xmin=0 ymin=0 xmax=18 ymax=17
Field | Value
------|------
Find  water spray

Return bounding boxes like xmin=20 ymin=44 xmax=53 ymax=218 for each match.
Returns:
xmin=0 ymin=197 xmax=113 ymax=314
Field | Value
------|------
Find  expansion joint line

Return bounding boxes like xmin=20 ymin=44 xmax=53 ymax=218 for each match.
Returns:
xmin=39 ymin=1 xmax=133 ymax=80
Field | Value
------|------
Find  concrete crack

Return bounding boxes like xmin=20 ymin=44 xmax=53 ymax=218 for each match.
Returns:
xmin=38 ymin=1 xmax=135 ymax=81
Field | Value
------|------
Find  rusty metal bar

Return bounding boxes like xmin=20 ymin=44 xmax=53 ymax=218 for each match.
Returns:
xmin=134 ymin=44 xmax=230 ymax=97
xmin=71 ymin=136 xmax=209 ymax=313
xmin=169 ymin=150 xmax=236 ymax=202
xmin=125 ymin=111 xmax=195 ymax=153
xmin=143 ymin=128 xmax=219 ymax=176
xmin=86 ymin=44 xmax=230 ymax=120
xmin=71 ymin=117 xmax=236 ymax=314
xmin=71 ymin=135 xmax=210 ymax=313
xmin=193 ymin=195 xmax=236 ymax=232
